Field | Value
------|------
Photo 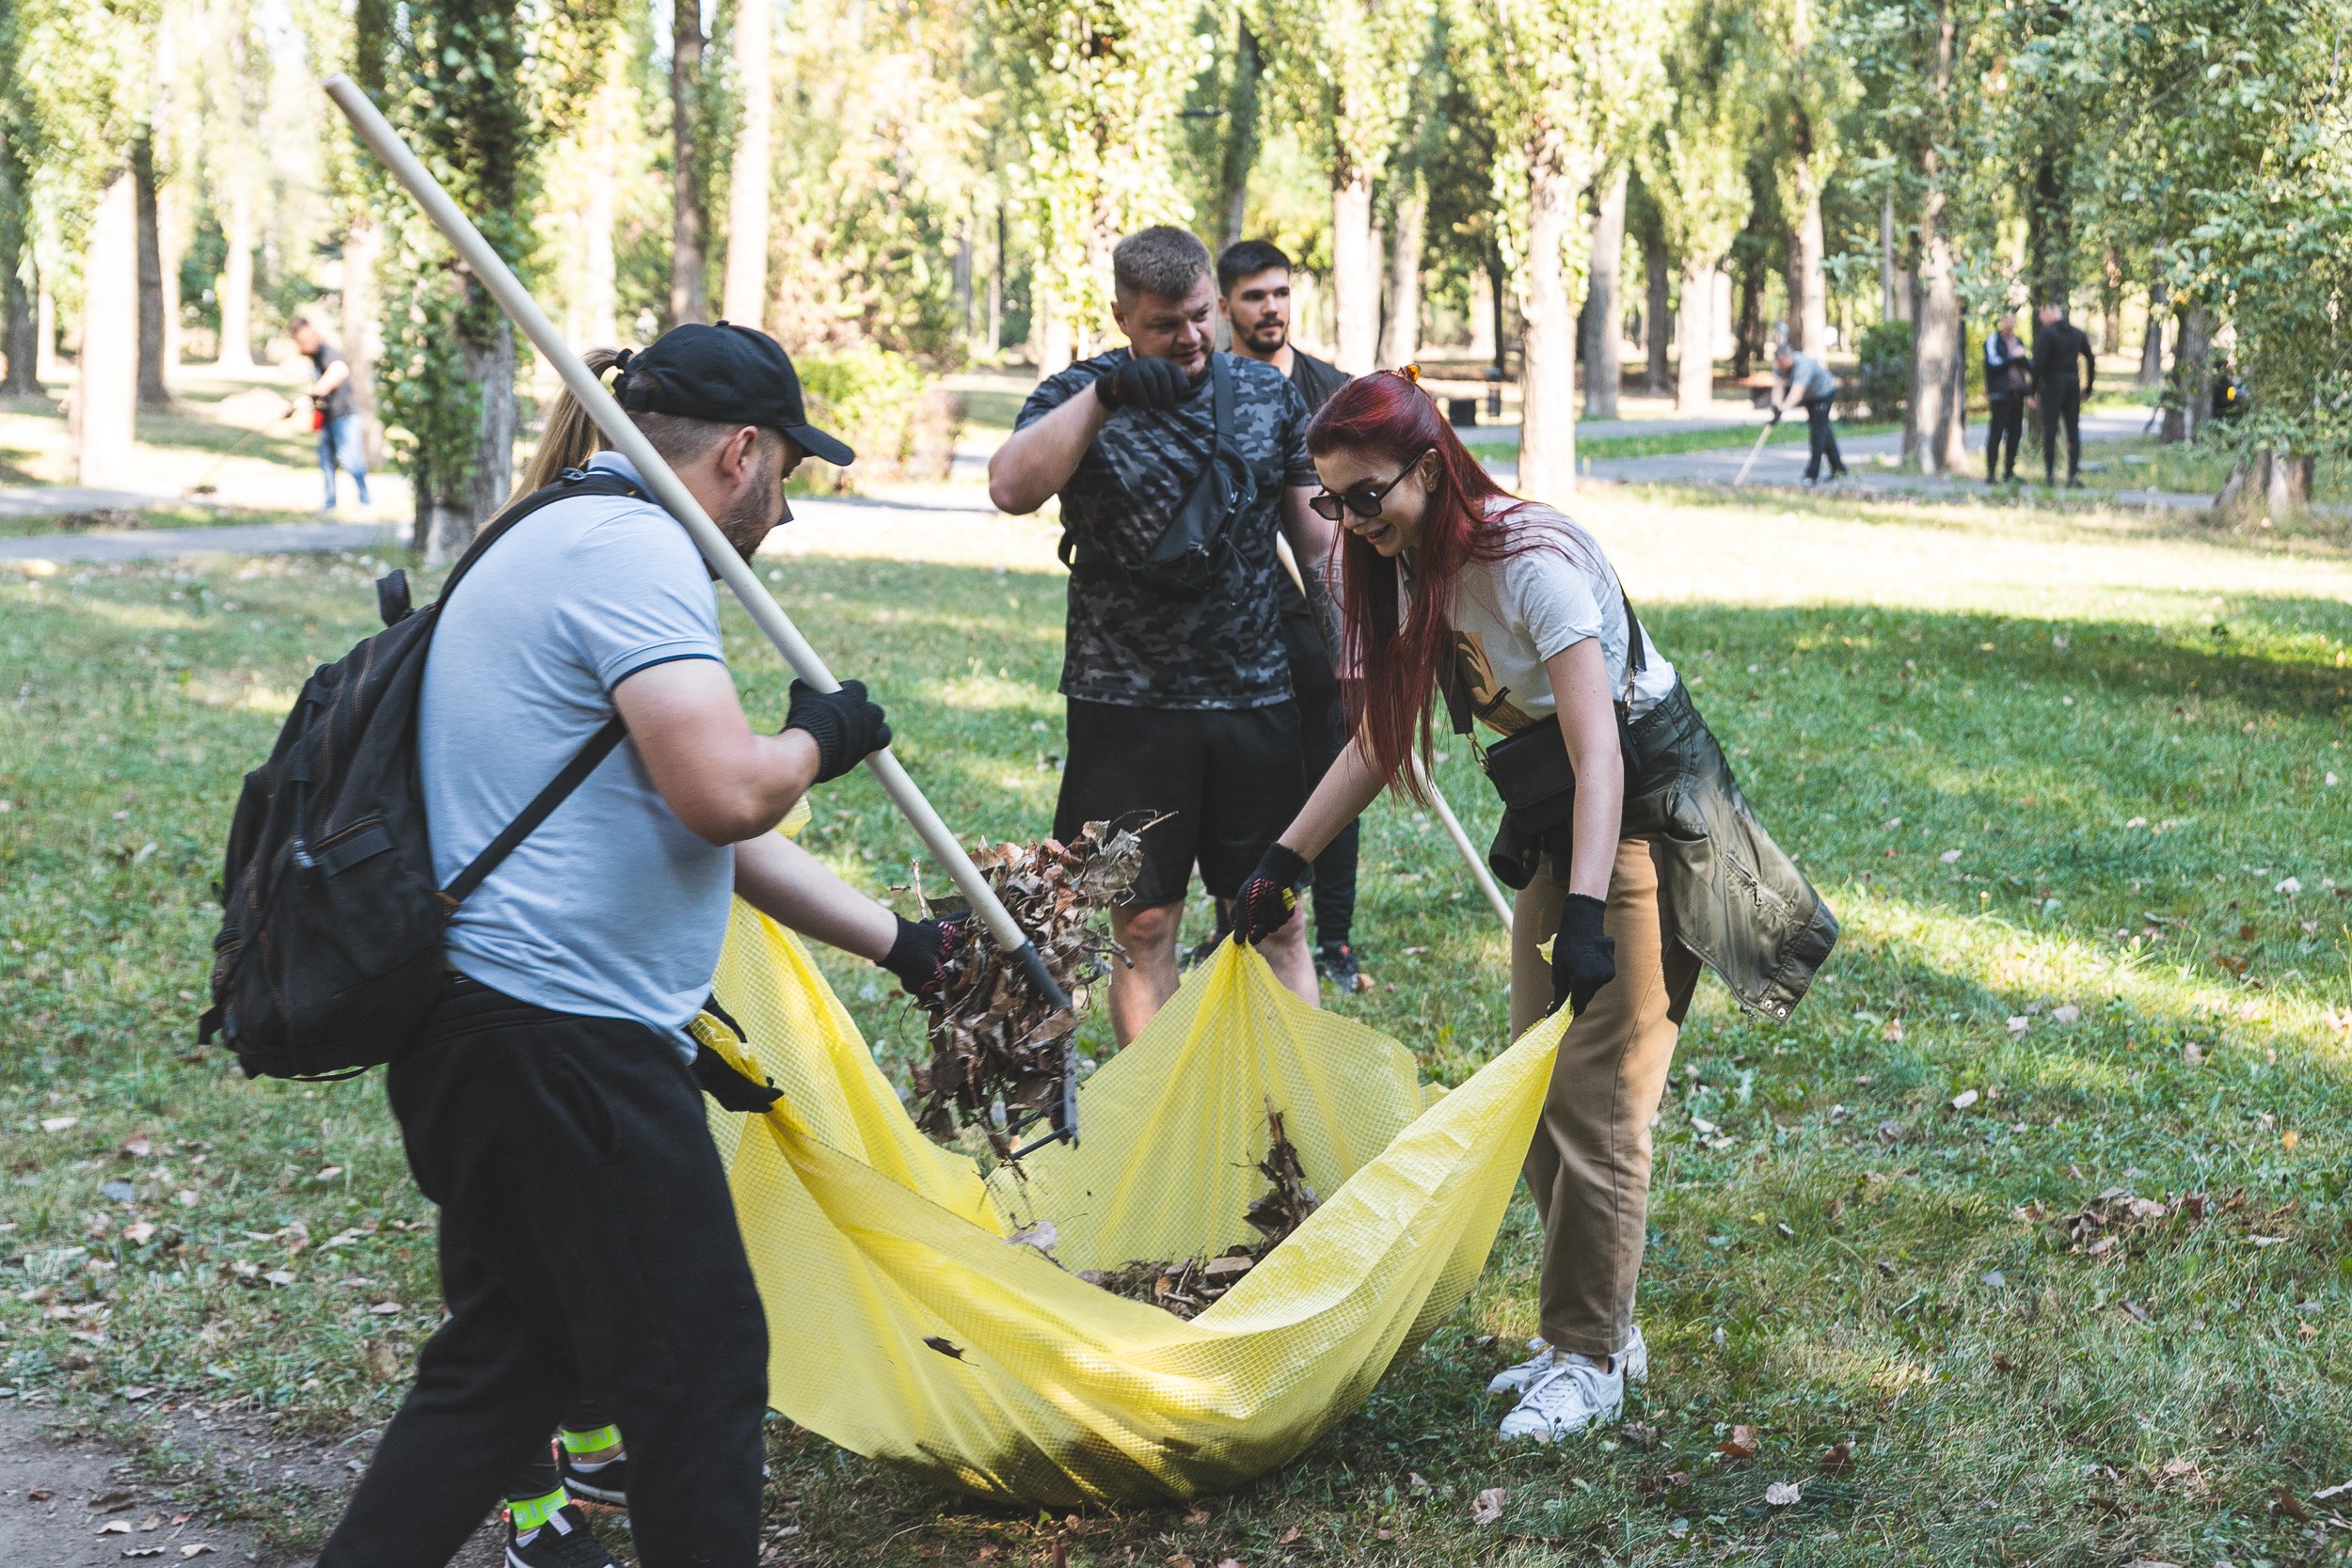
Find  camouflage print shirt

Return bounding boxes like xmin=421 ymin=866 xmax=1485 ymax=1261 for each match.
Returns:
xmin=1020 ymin=349 xmax=1317 ymax=710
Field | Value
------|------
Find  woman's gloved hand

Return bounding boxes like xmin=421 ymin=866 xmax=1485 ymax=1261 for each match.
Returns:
xmin=1232 ymin=844 xmax=1311 ymax=946
xmin=1549 ymin=893 xmax=1617 ymax=1017
xmin=879 ymin=911 xmax=969 ymax=1005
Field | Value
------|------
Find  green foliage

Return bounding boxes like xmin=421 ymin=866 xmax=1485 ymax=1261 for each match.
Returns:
xmin=1636 ymin=0 xmax=1762 ymax=272
xmin=794 ymin=344 xmax=930 ymax=488
xmin=1855 ymin=317 xmax=1911 ymax=421
xmin=1254 ymin=0 xmax=1434 ymax=190
xmin=987 ymin=0 xmax=1205 ymax=352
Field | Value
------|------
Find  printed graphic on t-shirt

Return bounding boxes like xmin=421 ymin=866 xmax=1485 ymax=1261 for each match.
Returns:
xmin=1453 ymin=629 xmax=1541 ymax=736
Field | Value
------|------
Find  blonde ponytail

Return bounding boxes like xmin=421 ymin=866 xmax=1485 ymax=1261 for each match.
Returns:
xmin=514 ymin=346 xmax=627 ymax=499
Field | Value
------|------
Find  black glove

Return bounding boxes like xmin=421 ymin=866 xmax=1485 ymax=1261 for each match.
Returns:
xmin=691 ymin=1041 xmax=783 ymax=1113
xmin=1093 ymin=355 xmax=1190 ymax=412
xmin=784 ymin=678 xmax=891 ymax=784
xmin=1549 ymin=894 xmax=1616 ymax=1018
xmin=1232 ymin=844 xmax=1310 ymax=947
xmin=880 ymin=911 xmax=968 ymax=1005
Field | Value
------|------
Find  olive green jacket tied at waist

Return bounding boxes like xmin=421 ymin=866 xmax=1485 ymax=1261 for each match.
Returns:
xmin=1486 ymin=681 xmax=1837 ymax=1022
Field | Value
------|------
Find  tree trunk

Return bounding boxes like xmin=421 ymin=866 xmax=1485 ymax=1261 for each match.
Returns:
xmin=1518 ymin=144 xmax=1581 ymax=501
xmin=1381 ymin=183 xmax=1425 ymax=370
xmin=217 ymin=173 xmax=258 ymax=371
xmin=1788 ymin=153 xmax=1828 ymax=356
xmin=1580 ymin=164 xmax=1625 ymax=419
xmin=1217 ymin=24 xmax=1263 ymax=249
xmin=341 ymin=216 xmax=385 ymax=466
xmin=670 ymin=0 xmax=708 ymax=326
xmin=1644 ymin=231 xmax=1672 ymax=394
xmin=2027 ymin=150 xmax=2070 ymax=308
xmin=1676 ymin=258 xmax=1716 ymax=413
xmin=1878 ymin=188 xmax=1899 ymax=322
xmin=1330 ymin=173 xmax=1379 ymax=374
xmin=37 ymin=290 xmax=60 ymax=382
xmin=415 ymin=310 xmax=516 ymax=563
xmin=720 ymin=0 xmax=771 ymax=329
xmin=2213 ymin=449 xmax=2313 ymax=523
xmin=1906 ymin=0 xmax=1964 ymax=474
xmin=0 ymin=137 xmax=40 ymax=396
xmin=134 ymin=134 xmax=172 ymax=410
xmin=989 ymin=202 xmax=1006 ymax=352
xmin=2137 ymin=279 xmax=2167 ymax=388
xmin=2162 ymin=305 xmax=2210 ymax=444
xmin=1468 ymin=266 xmax=1496 ymax=361
xmin=1731 ymin=251 xmax=1766 ymax=379
xmin=158 ymin=179 xmax=185 ymax=388
xmin=73 ymin=171 xmax=140 ymax=487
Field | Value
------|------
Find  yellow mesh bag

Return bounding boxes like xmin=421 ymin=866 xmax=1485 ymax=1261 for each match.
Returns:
xmin=706 ymin=900 xmax=1565 ymax=1506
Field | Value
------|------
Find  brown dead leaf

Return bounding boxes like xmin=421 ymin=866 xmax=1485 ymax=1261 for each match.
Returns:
xmin=1276 ymin=1525 xmax=1301 ymax=1545
xmin=1992 ymin=1352 xmax=2016 ymax=1373
xmin=1720 ymin=1424 xmax=1759 ymax=1461
xmin=1184 ymin=1505 xmax=1211 ymax=1527
xmin=1470 ymin=1488 xmax=1506 ymax=1526
xmin=2273 ymin=1488 xmax=2312 ymax=1522
xmin=1819 ymin=1440 xmax=1855 ymax=1476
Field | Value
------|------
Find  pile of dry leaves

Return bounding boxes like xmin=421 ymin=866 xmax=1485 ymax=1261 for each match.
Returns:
xmin=908 ymin=819 xmax=1145 ymax=1154
xmin=1078 ymin=1106 xmax=1321 ymax=1320
xmin=2024 ymin=1186 xmax=2243 ymax=1257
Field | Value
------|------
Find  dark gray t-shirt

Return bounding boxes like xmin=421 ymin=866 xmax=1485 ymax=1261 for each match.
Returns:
xmin=1020 ymin=349 xmax=1316 ymax=710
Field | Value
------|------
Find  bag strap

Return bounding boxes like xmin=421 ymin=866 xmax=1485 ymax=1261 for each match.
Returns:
xmin=1210 ymin=351 xmax=1233 ymax=441
xmin=440 ymin=716 xmax=628 ymax=904
xmin=434 ymin=465 xmax=650 ymax=907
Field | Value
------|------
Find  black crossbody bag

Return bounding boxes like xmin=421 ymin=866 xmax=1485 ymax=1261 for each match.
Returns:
xmin=1443 ymin=590 xmax=1649 ymax=835
xmin=1058 ymin=353 xmax=1258 ymax=595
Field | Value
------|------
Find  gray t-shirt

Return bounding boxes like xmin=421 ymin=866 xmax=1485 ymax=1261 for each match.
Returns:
xmin=1408 ymin=499 xmax=1678 ymax=737
xmin=1781 ymin=351 xmax=1837 ymax=403
xmin=420 ymin=451 xmax=729 ymax=1053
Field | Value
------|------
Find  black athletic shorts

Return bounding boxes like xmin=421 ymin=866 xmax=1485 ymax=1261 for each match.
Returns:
xmin=1055 ymin=698 xmax=1308 ymax=908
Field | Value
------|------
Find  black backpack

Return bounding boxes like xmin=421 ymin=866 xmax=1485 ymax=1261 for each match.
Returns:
xmin=199 ymin=468 xmax=647 ymax=1080
xmin=1058 ymin=352 xmax=1259 ymax=595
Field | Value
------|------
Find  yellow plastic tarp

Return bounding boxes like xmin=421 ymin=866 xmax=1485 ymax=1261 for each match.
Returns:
xmin=707 ymin=900 xmax=1564 ymax=1506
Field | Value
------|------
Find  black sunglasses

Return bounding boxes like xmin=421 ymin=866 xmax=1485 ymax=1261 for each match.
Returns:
xmin=1309 ymin=449 xmax=1429 ymax=522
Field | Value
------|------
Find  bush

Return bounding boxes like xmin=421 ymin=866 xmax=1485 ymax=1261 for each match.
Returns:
xmin=1855 ymin=320 xmax=1913 ymax=424
xmin=793 ymin=347 xmax=961 ymax=491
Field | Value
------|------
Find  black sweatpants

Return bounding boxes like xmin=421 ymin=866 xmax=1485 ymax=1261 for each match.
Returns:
xmin=1802 ymin=397 xmax=1845 ymax=480
xmin=1986 ymin=396 xmax=2024 ymax=481
xmin=1281 ymin=607 xmax=1359 ymax=944
xmin=320 ymin=974 xmax=769 ymax=1568
xmin=2041 ymin=382 xmax=2083 ymax=484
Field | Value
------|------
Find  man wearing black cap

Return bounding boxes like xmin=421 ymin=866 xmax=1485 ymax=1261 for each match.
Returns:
xmin=317 ymin=324 xmax=953 ymax=1568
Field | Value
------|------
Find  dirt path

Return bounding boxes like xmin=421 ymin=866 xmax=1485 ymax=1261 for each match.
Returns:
xmin=0 ymin=1401 xmax=515 ymax=1567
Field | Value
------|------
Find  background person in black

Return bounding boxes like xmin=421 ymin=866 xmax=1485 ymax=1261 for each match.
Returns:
xmin=290 ymin=315 xmax=372 ymax=513
xmin=2030 ymin=303 xmax=2096 ymax=486
xmin=1982 ymin=309 xmax=2030 ymax=483
xmin=1214 ymin=238 xmax=1365 ymax=991
xmin=988 ymin=227 xmax=1341 ymax=1044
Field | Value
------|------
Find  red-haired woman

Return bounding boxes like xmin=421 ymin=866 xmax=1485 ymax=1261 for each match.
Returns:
xmin=1232 ymin=371 xmax=1836 ymax=1442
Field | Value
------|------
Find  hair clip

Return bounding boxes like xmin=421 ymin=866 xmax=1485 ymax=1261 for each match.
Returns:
xmin=609 ymin=347 xmax=635 ymax=394
xmin=1395 ymin=363 xmax=1422 ymax=384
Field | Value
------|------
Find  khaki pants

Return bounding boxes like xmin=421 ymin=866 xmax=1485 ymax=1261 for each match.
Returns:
xmin=1510 ymin=836 xmax=1699 ymax=1357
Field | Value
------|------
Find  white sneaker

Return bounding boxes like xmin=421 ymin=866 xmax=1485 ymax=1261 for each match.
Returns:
xmin=1498 ymin=1353 xmax=1624 ymax=1442
xmin=1486 ymin=1323 xmax=1647 ymax=1396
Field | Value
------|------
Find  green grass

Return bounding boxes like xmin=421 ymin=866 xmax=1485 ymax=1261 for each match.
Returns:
xmin=2 ymin=495 xmax=2351 ymax=1563
xmin=1578 ymin=421 xmax=1901 ymax=461
xmin=0 ymin=503 xmax=332 ymax=540
xmin=2063 ymin=435 xmax=2351 ymax=506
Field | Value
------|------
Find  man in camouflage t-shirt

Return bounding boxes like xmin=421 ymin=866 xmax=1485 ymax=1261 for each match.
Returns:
xmin=989 ymin=226 xmax=1338 ymax=1043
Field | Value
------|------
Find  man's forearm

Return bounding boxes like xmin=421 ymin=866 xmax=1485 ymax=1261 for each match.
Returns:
xmin=988 ymin=390 xmax=1109 ymax=515
xmin=732 ymin=831 xmax=897 ymax=961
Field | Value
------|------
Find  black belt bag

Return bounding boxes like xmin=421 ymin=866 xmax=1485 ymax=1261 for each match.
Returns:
xmin=1452 ymin=588 xmax=1650 ymax=844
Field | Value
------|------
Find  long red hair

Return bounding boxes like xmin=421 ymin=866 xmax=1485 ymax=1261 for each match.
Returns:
xmin=1304 ymin=371 xmax=1568 ymax=800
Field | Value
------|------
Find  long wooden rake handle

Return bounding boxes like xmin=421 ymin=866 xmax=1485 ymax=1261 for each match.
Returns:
xmin=324 ymin=73 xmax=1080 ymax=1146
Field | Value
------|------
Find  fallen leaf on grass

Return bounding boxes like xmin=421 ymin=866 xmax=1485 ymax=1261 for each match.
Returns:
xmin=1765 ymin=1481 xmax=1803 ymax=1506
xmin=28 ymin=1487 xmax=52 ymax=1500
xmin=1719 ymin=1424 xmax=1759 ymax=1461
xmin=1183 ymin=1505 xmax=1210 ymax=1527
xmin=40 ymin=1117 xmax=78 ymax=1132
xmin=1819 ymin=1440 xmax=1855 ymax=1476
xmin=2120 ymin=1299 xmax=2153 ymax=1324
xmin=1276 ymin=1525 xmax=1302 ymax=1544
xmin=367 ymin=1302 xmax=402 ymax=1316
xmin=1470 ymin=1488 xmax=1506 ymax=1526
xmin=2313 ymin=1481 xmax=2352 ymax=1502
xmin=1950 ymin=1089 xmax=1979 ymax=1111
xmin=2118 ymin=1560 xmax=2182 ymax=1568
xmin=2273 ymin=1489 xmax=2312 ymax=1522
xmin=1992 ymin=1352 xmax=2016 ymax=1373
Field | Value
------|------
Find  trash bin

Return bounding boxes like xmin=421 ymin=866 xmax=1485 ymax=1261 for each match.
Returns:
xmin=1448 ymin=396 xmax=1478 ymax=428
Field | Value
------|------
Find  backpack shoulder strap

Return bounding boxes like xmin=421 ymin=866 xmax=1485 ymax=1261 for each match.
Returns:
xmin=1211 ymin=351 xmax=1233 ymax=437
xmin=438 ymin=468 xmax=650 ymax=602
xmin=439 ymin=716 xmax=629 ymax=905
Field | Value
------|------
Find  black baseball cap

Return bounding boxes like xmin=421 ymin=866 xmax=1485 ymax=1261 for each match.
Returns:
xmin=612 ymin=322 xmax=855 ymax=467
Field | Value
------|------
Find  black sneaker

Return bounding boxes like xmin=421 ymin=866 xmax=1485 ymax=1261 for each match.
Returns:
xmin=506 ymin=1503 xmax=616 ymax=1568
xmin=557 ymin=1446 xmax=628 ymax=1506
xmin=1315 ymin=940 xmax=1363 ymax=993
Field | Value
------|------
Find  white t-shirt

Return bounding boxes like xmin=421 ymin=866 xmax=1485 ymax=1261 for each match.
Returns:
xmin=420 ymin=451 xmax=731 ymax=1054
xmin=1411 ymin=499 xmax=1677 ymax=737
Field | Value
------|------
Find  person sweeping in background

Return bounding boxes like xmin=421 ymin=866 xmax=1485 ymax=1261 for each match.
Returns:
xmin=1231 ymin=370 xmax=1836 ymax=1442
